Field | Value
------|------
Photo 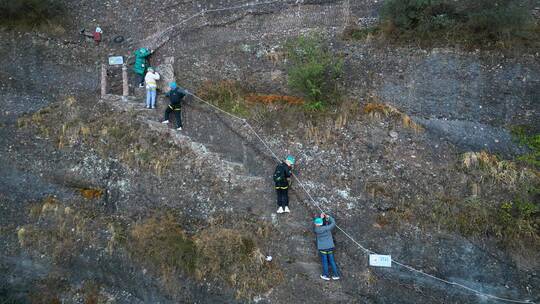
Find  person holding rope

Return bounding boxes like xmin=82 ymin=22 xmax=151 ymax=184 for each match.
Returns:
xmin=273 ymin=155 xmax=295 ymax=214
xmin=161 ymin=82 xmax=187 ymax=131
xmin=314 ymin=212 xmax=340 ymax=281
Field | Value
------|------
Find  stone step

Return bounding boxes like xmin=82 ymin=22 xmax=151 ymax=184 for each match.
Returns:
xmin=143 ymin=119 xmax=265 ymax=185
xmin=105 ymin=96 xmax=265 ymax=184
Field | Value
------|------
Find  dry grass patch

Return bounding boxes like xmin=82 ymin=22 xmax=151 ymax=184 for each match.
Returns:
xmin=197 ymin=80 xmax=250 ymax=117
xmin=304 ymin=99 xmax=359 ymax=145
xmin=127 ymin=213 xmax=283 ymax=299
xmin=462 ymin=151 xmax=538 ymax=189
xmin=363 ymin=101 xmax=423 ymax=132
xmin=17 ymin=196 xmax=95 ymax=264
xmin=194 ymin=227 xmax=283 ymax=299
xmin=246 ymin=94 xmax=305 ymax=105
xmin=128 ymin=214 xmax=197 ymax=275
xmin=18 ymin=96 xmax=181 ymax=177
xmin=79 ymin=188 xmax=104 ymax=200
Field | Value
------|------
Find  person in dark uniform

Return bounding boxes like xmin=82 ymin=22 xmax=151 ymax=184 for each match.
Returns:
xmin=273 ymin=155 xmax=295 ymax=214
xmin=161 ymin=82 xmax=187 ymax=130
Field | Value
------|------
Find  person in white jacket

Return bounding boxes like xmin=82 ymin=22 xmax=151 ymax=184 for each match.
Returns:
xmin=144 ymin=67 xmax=160 ymax=109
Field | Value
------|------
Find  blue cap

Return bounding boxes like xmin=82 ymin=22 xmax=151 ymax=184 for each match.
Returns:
xmin=169 ymin=82 xmax=177 ymax=89
xmin=285 ymin=155 xmax=295 ymax=165
xmin=314 ymin=217 xmax=323 ymax=225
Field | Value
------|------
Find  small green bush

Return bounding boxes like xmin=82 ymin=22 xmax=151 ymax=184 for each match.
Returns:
xmin=0 ymin=0 xmax=65 ymax=26
xmin=379 ymin=0 xmax=537 ymax=47
xmin=464 ymin=0 xmax=533 ymax=40
xmin=285 ymin=34 xmax=343 ymax=110
xmin=496 ymin=199 xmax=539 ymax=244
xmin=511 ymin=125 xmax=540 ymax=167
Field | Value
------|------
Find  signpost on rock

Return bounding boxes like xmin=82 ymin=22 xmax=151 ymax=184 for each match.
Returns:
xmin=369 ymin=254 xmax=392 ymax=268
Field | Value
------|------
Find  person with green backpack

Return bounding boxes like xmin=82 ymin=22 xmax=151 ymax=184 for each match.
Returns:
xmin=273 ymin=155 xmax=295 ymax=214
xmin=133 ymin=47 xmax=152 ymax=88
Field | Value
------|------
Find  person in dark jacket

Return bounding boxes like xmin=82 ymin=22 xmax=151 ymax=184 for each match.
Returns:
xmin=161 ymin=82 xmax=187 ymax=130
xmin=273 ymin=155 xmax=295 ymax=214
xmin=313 ymin=213 xmax=340 ymax=281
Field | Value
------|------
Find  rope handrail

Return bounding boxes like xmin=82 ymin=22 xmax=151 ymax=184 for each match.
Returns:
xmin=151 ymin=0 xmax=287 ymax=52
xmin=140 ymin=1 xmax=535 ymax=302
xmin=186 ymin=90 xmax=535 ymax=304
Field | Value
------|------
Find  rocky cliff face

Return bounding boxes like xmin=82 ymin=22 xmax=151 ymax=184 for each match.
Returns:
xmin=136 ymin=0 xmax=539 ymax=155
xmin=1 ymin=1 xmax=539 ymax=303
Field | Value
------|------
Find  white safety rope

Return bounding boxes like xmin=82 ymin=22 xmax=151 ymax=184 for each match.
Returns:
xmin=148 ymin=1 xmax=535 ymax=302
xmin=153 ymin=0 xmax=287 ymax=52
xmin=186 ymin=91 xmax=535 ymax=304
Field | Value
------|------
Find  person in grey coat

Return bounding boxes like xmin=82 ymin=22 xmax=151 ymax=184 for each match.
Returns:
xmin=313 ymin=212 xmax=340 ymax=280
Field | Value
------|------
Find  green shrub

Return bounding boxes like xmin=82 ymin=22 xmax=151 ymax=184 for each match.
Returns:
xmin=464 ymin=0 xmax=533 ymax=40
xmin=0 ymin=0 xmax=65 ymax=26
xmin=511 ymin=125 xmax=540 ymax=167
xmin=496 ymin=199 xmax=539 ymax=244
xmin=379 ymin=0 xmax=536 ymax=46
xmin=285 ymin=34 xmax=343 ymax=110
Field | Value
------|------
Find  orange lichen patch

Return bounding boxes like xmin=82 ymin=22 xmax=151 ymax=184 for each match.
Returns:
xmin=79 ymin=188 xmax=104 ymax=200
xmin=245 ymin=94 xmax=305 ymax=105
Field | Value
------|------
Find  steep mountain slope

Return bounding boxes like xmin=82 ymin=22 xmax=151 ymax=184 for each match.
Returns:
xmin=1 ymin=0 xmax=539 ymax=303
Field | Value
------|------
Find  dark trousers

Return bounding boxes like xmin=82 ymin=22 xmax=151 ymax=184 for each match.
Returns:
xmin=137 ymin=74 xmax=145 ymax=86
xmin=164 ymin=106 xmax=182 ymax=128
xmin=276 ymin=189 xmax=289 ymax=207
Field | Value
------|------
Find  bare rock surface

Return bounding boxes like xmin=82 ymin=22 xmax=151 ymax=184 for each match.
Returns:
xmin=0 ymin=1 xmax=539 ymax=303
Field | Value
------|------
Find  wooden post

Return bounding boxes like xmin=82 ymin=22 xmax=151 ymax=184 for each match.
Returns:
xmin=343 ymin=0 xmax=351 ymax=27
xmin=101 ymin=64 xmax=107 ymax=97
xmin=122 ymin=64 xmax=129 ymax=100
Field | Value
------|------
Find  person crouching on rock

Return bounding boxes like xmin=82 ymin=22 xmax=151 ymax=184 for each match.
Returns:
xmin=144 ymin=67 xmax=160 ymax=109
xmin=273 ymin=155 xmax=295 ymax=214
xmin=314 ymin=213 xmax=341 ymax=281
xmin=161 ymin=82 xmax=187 ymax=131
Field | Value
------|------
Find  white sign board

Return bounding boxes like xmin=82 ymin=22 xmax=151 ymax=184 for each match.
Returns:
xmin=108 ymin=56 xmax=124 ymax=65
xmin=369 ymin=254 xmax=392 ymax=267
